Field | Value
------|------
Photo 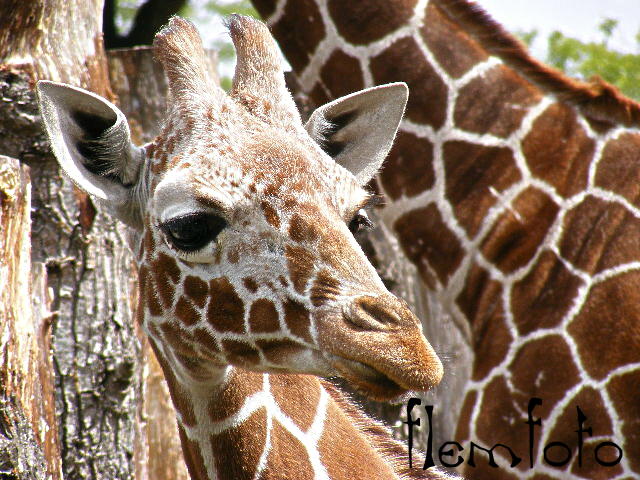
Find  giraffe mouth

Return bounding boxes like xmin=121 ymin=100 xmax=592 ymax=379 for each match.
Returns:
xmin=329 ymin=355 xmax=409 ymax=401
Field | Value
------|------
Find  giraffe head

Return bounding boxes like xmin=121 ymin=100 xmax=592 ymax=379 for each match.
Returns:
xmin=37 ymin=15 xmax=442 ymax=400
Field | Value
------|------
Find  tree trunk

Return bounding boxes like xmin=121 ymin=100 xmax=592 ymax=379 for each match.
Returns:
xmin=0 ymin=1 xmax=141 ymax=479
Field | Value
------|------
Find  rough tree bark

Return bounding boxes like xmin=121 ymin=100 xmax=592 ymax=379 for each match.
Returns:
xmin=0 ymin=1 xmax=141 ymax=479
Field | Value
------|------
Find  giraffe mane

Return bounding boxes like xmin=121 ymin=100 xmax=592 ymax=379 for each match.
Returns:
xmin=434 ymin=0 xmax=640 ymax=128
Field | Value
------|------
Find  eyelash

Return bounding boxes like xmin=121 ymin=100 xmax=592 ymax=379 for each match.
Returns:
xmin=348 ymin=209 xmax=374 ymax=234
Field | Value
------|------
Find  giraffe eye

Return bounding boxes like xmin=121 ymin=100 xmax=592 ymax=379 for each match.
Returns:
xmin=348 ymin=209 xmax=373 ymax=235
xmin=160 ymin=213 xmax=227 ymax=252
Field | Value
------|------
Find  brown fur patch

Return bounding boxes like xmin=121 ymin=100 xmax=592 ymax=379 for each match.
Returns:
xmin=370 ymin=36 xmax=448 ymax=129
xmin=607 ymin=371 xmax=640 ymax=474
xmin=254 ymin=338 xmax=303 ymax=365
xmin=320 ymin=49 xmax=365 ymax=98
xmin=379 ymin=131 xmax=435 ymax=200
xmin=207 ymin=369 xmax=264 ymax=422
xmin=283 ymin=298 xmax=313 ymax=343
xmin=443 ymin=141 xmax=521 ymax=237
xmin=183 ymin=275 xmax=208 ymax=308
xmin=310 ymin=270 xmax=341 ymax=307
xmin=285 ymin=244 xmax=315 ymax=293
xmin=192 ymin=327 xmax=220 ymax=357
xmin=422 ymin=1 xmax=488 ymax=78
xmin=559 ymin=195 xmax=640 ymax=275
xmin=271 ymin=0 xmax=325 ymax=72
xmin=207 ymin=278 xmax=245 ymax=333
xmin=242 ymin=277 xmax=259 ymax=293
xmin=394 ymin=203 xmax=464 ymax=285
xmin=546 ymin=388 xmax=615 ymax=475
xmin=210 ymin=408 xmax=267 ymax=480
xmin=455 ymin=263 xmax=511 ymax=381
xmin=177 ymin=424 xmax=210 ymax=480
xmin=260 ymin=200 xmax=281 ymax=229
xmin=511 ymin=250 xmax=584 ymax=335
xmin=268 ymin=375 xmax=320 ymax=432
xmin=288 ymin=213 xmax=320 ymax=244
xmin=248 ymin=298 xmax=280 ymax=333
xmin=522 ymin=103 xmax=595 ymax=197
xmin=595 ymin=132 xmax=640 ymax=207
xmin=318 ymin=398 xmax=397 ymax=478
xmin=149 ymin=340 xmax=196 ymax=427
xmin=473 ymin=375 xmax=533 ymax=471
xmin=262 ymin=420 xmax=315 ymax=478
xmin=480 ymin=187 xmax=558 ymax=274
xmin=328 ymin=0 xmax=417 ymax=45
xmin=144 ymin=268 xmax=163 ymax=317
xmin=454 ymin=389 xmax=478 ymax=442
xmin=569 ymin=270 xmax=640 ymax=380
xmin=454 ymin=65 xmax=541 ymax=138
xmin=153 ymin=252 xmax=181 ymax=309
xmin=159 ymin=321 xmax=198 ymax=358
xmin=174 ymin=297 xmax=199 ymax=326
xmin=434 ymin=0 xmax=640 ymax=127
xmin=510 ymin=336 xmax=579 ymax=417
xmin=222 ymin=339 xmax=260 ymax=366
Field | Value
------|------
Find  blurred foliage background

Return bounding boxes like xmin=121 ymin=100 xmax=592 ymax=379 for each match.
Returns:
xmin=108 ymin=1 xmax=640 ymax=100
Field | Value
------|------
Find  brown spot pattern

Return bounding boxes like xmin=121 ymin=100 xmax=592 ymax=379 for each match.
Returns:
xmin=222 ymin=339 xmax=260 ymax=366
xmin=421 ymin=2 xmax=488 ymax=78
xmin=546 ymin=387 xmax=614 ymax=475
xmin=207 ymin=277 xmax=245 ymax=333
xmin=248 ymin=298 xmax=280 ymax=333
xmin=607 ymin=370 xmax=640 ymax=474
xmin=243 ymin=277 xmax=259 ymax=293
xmin=454 ymin=390 xmax=477 ymax=442
xmin=443 ymin=141 xmax=521 ymax=237
xmin=153 ymin=252 xmax=181 ymax=309
xmin=569 ymin=270 xmax=640 ymax=380
xmin=211 ymin=408 xmax=267 ymax=480
xmin=268 ymin=375 xmax=320 ymax=432
xmin=394 ymin=203 xmax=464 ymax=285
xmin=310 ymin=270 xmax=341 ymax=307
xmin=456 ymin=264 xmax=510 ymax=381
xmin=457 ymin=65 xmax=540 ymax=138
xmin=177 ymin=424 xmax=210 ymax=480
xmin=260 ymin=200 xmax=280 ymax=229
xmin=559 ymin=195 xmax=640 ymax=275
xmin=474 ymin=376 xmax=529 ymax=470
xmin=255 ymin=338 xmax=303 ymax=365
xmin=283 ymin=298 xmax=313 ymax=343
xmin=288 ymin=213 xmax=319 ymax=244
xmin=481 ymin=187 xmax=558 ymax=274
xmin=262 ymin=421 xmax=315 ymax=479
xmin=320 ymin=49 xmax=365 ymax=98
xmin=285 ymin=244 xmax=315 ymax=293
xmin=174 ymin=297 xmax=199 ymax=326
xmin=193 ymin=327 xmax=220 ymax=357
xmin=510 ymin=336 xmax=579 ymax=416
xmin=511 ymin=250 xmax=584 ymax=335
xmin=207 ymin=370 xmax=263 ymax=422
xmin=327 ymin=0 xmax=416 ymax=45
xmin=522 ymin=103 xmax=595 ymax=197
xmin=271 ymin=0 xmax=325 ymax=72
xmin=595 ymin=132 xmax=640 ymax=207
xmin=379 ymin=131 xmax=435 ymax=200
xmin=370 ymin=36 xmax=448 ymax=129
xmin=183 ymin=275 xmax=208 ymax=308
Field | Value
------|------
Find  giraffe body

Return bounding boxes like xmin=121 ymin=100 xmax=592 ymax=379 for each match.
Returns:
xmin=38 ymin=15 xmax=453 ymax=480
xmin=249 ymin=0 xmax=640 ymax=478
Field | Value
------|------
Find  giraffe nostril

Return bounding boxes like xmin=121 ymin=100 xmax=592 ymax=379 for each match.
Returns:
xmin=344 ymin=295 xmax=403 ymax=331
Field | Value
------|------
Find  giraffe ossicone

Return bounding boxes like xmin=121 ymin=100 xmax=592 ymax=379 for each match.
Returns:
xmin=37 ymin=14 xmax=450 ymax=480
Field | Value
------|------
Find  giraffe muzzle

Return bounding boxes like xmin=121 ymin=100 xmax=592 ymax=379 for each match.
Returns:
xmin=319 ymin=294 xmax=444 ymax=401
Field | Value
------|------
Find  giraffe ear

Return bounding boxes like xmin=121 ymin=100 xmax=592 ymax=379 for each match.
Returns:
xmin=305 ymin=83 xmax=408 ymax=185
xmin=37 ymin=81 xmax=144 ymax=228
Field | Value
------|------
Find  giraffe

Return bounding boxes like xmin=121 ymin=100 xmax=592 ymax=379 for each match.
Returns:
xmin=248 ymin=0 xmax=640 ymax=478
xmin=36 ymin=14 xmax=458 ymax=480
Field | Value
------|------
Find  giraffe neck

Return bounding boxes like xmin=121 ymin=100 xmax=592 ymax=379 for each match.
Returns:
xmin=252 ymin=0 xmax=640 ymax=477
xmin=153 ymin=344 xmax=443 ymax=480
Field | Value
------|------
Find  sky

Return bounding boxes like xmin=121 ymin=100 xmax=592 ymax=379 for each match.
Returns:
xmin=478 ymin=0 xmax=640 ymax=60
